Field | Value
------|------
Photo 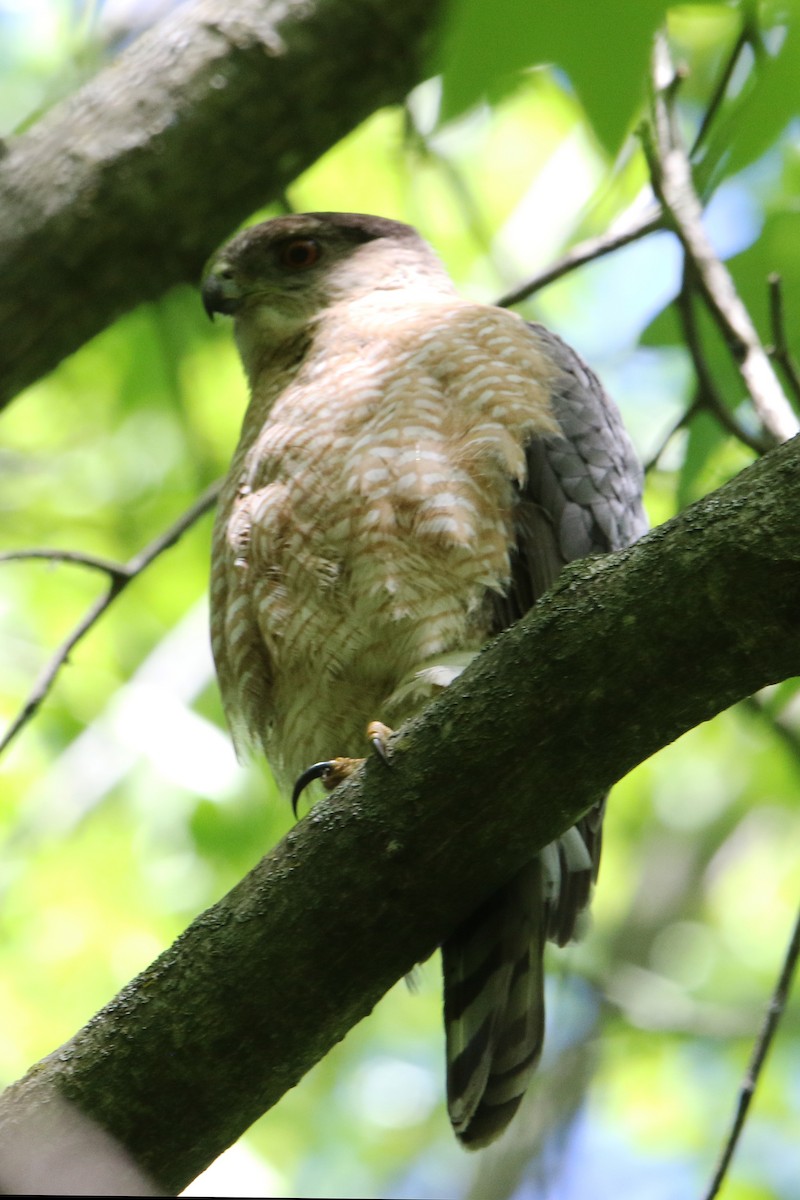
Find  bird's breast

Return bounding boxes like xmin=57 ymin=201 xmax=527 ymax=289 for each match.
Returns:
xmin=214 ymin=305 xmax=560 ymax=780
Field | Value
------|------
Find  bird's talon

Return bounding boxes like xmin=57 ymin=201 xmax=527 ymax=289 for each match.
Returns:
xmin=291 ymin=755 xmax=368 ymax=817
xmin=367 ymin=720 xmax=394 ymax=766
xmin=370 ymin=736 xmax=389 ymax=765
xmin=291 ymin=760 xmax=334 ymax=817
xmin=292 ymin=723 xmax=394 ymax=817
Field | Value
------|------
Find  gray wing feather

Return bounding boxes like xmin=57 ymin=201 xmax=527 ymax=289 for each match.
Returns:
xmin=525 ymin=322 xmax=647 ymax=554
xmin=493 ymin=322 xmax=647 ymax=628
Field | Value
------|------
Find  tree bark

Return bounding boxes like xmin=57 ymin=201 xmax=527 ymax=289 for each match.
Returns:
xmin=0 ymin=0 xmax=443 ymax=409
xmin=1 ymin=435 xmax=799 ymax=1193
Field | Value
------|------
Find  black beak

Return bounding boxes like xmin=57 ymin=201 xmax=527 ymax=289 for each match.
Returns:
xmin=201 ymin=271 xmax=240 ymax=320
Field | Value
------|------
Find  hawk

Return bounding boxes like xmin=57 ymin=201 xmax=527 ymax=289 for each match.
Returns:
xmin=202 ymin=213 xmax=647 ymax=1147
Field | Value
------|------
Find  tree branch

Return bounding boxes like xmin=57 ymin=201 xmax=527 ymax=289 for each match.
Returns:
xmin=2 ymin=435 xmax=799 ymax=1193
xmin=0 ymin=481 xmax=221 ymax=756
xmin=702 ymin=903 xmax=800 ymax=1200
xmin=675 ymin=272 xmax=771 ymax=455
xmin=0 ymin=0 xmax=444 ymax=408
xmin=643 ymin=35 xmax=799 ymax=445
xmin=0 ymin=549 xmax=129 ymax=578
xmin=495 ymin=201 xmax=663 ymax=308
xmin=687 ymin=19 xmax=755 ymax=160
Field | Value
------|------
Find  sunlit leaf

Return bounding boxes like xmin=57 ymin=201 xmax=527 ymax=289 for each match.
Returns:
xmin=437 ymin=0 xmax=671 ymax=152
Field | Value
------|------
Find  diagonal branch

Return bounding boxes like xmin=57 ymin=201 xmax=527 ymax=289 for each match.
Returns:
xmin=675 ymin=271 xmax=771 ymax=455
xmin=1 ymin=435 xmax=799 ymax=1194
xmin=702 ymin=903 xmax=800 ymax=1200
xmin=495 ymin=201 xmax=663 ymax=308
xmin=643 ymin=35 xmax=799 ymax=446
xmin=688 ymin=18 xmax=759 ymax=161
xmin=0 ymin=549 xmax=129 ymax=578
xmin=0 ymin=0 xmax=445 ymax=408
xmin=643 ymin=394 xmax=701 ymax=474
xmin=0 ymin=480 xmax=221 ymax=756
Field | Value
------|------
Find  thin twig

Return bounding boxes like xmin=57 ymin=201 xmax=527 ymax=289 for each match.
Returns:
xmin=124 ymin=480 xmax=221 ymax=573
xmin=0 ymin=479 xmax=221 ymax=757
xmin=0 ymin=548 xmax=129 ymax=578
xmin=676 ymin=276 xmax=771 ymax=455
xmin=495 ymin=204 xmax=664 ymax=308
xmin=767 ymin=273 xmax=800 ymax=409
xmin=643 ymin=395 xmax=702 ymax=474
xmin=702 ymin=903 xmax=800 ymax=1200
xmin=644 ymin=34 xmax=799 ymax=445
xmin=690 ymin=12 xmax=768 ymax=202
xmin=689 ymin=24 xmax=752 ymax=159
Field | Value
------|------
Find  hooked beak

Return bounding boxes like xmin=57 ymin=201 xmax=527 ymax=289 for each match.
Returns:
xmin=201 ymin=264 xmax=241 ymax=320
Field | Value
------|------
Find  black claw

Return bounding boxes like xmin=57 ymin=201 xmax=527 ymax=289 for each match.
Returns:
xmin=291 ymin=761 xmax=333 ymax=817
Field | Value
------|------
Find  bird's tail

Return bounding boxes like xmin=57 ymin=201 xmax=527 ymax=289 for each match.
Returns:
xmin=442 ymin=814 xmax=600 ymax=1148
xmin=442 ymin=860 xmax=546 ymax=1148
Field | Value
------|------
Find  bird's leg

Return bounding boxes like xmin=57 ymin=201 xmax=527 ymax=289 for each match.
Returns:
xmin=291 ymin=721 xmax=393 ymax=816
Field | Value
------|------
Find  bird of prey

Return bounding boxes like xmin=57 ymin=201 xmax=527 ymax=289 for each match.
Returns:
xmin=202 ymin=212 xmax=647 ymax=1148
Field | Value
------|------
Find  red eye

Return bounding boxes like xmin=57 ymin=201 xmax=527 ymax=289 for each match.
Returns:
xmin=278 ymin=238 xmax=321 ymax=269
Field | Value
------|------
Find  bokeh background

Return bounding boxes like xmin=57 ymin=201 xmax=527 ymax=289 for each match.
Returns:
xmin=1 ymin=1 xmax=799 ymax=1196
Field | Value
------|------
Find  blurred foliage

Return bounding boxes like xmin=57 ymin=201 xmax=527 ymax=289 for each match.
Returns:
xmin=1 ymin=0 xmax=800 ymax=1198
xmin=436 ymin=0 xmax=676 ymax=152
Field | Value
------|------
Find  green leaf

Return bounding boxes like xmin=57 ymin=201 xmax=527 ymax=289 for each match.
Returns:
xmin=435 ymin=0 xmax=672 ymax=153
xmin=726 ymin=7 xmax=800 ymax=176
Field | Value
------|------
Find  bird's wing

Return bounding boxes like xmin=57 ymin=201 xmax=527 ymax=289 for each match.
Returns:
xmin=443 ymin=321 xmax=647 ymax=1147
xmin=492 ymin=321 xmax=647 ymax=629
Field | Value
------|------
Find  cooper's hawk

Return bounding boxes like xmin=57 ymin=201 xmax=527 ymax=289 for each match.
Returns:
xmin=202 ymin=212 xmax=647 ymax=1147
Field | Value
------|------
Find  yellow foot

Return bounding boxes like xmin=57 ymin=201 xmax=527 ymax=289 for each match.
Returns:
xmin=291 ymin=722 xmax=395 ymax=816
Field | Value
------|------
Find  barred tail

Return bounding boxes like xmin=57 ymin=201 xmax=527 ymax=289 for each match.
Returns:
xmin=442 ymin=811 xmax=600 ymax=1148
xmin=442 ymin=860 xmax=546 ymax=1148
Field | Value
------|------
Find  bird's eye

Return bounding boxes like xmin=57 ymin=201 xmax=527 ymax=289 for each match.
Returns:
xmin=277 ymin=238 xmax=321 ymax=270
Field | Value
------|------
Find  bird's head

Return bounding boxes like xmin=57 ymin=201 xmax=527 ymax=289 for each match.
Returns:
xmin=201 ymin=212 xmax=454 ymax=380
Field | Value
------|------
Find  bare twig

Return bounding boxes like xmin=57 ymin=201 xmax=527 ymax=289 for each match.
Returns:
xmin=767 ymin=273 xmax=800 ymax=409
xmin=643 ymin=395 xmax=701 ymax=474
xmin=495 ymin=203 xmax=664 ymax=308
xmin=0 ymin=548 xmax=128 ymax=578
xmin=702 ymin=903 xmax=800 ymax=1200
xmin=121 ymin=481 xmax=221 ymax=574
xmin=688 ymin=23 xmax=752 ymax=159
xmin=689 ymin=13 xmax=768 ymax=200
xmin=0 ymin=479 xmax=221 ymax=757
xmin=676 ymin=276 xmax=771 ymax=455
xmin=644 ymin=35 xmax=799 ymax=445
